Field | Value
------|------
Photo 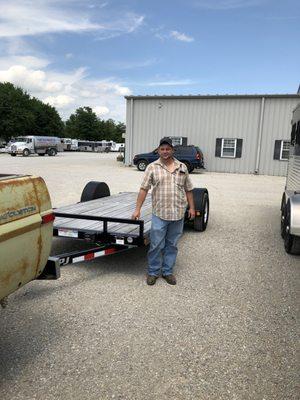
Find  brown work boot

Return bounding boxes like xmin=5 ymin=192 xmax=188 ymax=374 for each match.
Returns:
xmin=146 ymin=275 xmax=158 ymax=286
xmin=162 ymin=274 xmax=176 ymax=285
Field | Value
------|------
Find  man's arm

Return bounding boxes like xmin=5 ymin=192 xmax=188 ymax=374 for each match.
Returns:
xmin=132 ymin=188 xmax=148 ymax=220
xmin=186 ymin=190 xmax=195 ymax=219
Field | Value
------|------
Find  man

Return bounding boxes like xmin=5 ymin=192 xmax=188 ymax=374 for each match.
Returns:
xmin=132 ymin=138 xmax=195 ymax=286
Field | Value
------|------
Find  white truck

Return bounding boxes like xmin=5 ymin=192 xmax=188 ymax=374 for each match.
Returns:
xmin=280 ymin=104 xmax=300 ymax=254
xmin=8 ymin=135 xmax=63 ymax=157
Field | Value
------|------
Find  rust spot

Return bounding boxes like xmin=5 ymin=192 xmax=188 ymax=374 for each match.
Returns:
xmin=1 ymin=259 xmax=29 ymax=286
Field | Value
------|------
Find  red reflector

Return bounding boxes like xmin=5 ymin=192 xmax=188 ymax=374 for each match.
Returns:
xmin=85 ymin=253 xmax=95 ymax=261
xmin=196 ymin=153 xmax=201 ymax=160
xmin=42 ymin=213 xmax=55 ymax=224
xmin=105 ymin=248 xmax=116 ymax=255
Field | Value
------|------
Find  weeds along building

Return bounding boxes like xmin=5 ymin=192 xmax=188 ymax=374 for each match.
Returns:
xmin=125 ymin=94 xmax=300 ymax=176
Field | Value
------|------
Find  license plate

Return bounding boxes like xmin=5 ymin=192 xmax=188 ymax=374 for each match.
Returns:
xmin=58 ymin=229 xmax=78 ymax=238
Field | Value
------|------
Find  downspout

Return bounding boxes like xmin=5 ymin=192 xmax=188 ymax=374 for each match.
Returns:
xmin=129 ymin=98 xmax=134 ymax=166
xmin=254 ymin=96 xmax=265 ymax=174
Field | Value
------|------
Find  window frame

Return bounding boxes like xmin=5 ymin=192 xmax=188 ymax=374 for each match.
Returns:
xmin=280 ymin=140 xmax=290 ymax=161
xmin=221 ymin=138 xmax=237 ymax=158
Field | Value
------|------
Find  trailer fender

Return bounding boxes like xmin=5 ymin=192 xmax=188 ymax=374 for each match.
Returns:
xmin=289 ymin=193 xmax=300 ymax=236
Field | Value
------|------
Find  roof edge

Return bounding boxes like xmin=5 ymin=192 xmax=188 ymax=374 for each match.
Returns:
xmin=125 ymin=94 xmax=300 ymax=100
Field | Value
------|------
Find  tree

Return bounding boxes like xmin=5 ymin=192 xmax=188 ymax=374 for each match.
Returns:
xmin=0 ymin=82 xmax=64 ymax=141
xmin=65 ymin=107 xmax=101 ymax=140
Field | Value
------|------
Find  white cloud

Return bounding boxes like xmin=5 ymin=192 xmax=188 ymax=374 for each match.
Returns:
xmin=0 ymin=63 xmax=130 ymax=121
xmin=0 ymin=1 xmax=144 ymax=39
xmin=194 ymin=0 xmax=264 ymax=10
xmin=170 ymin=30 xmax=194 ymax=42
xmin=0 ymin=65 xmax=62 ymax=93
xmin=65 ymin=53 xmax=74 ymax=59
xmin=93 ymin=106 xmax=110 ymax=116
xmin=44 ymin=94 xmax=75 ymax=107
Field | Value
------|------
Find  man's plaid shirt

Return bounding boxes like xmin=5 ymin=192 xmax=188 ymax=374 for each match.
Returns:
xmin=140 ymin=158 xmax=194 ymax=221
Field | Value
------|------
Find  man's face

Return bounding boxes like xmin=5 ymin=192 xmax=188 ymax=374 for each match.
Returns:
xmin=158 ymin=144 xmax=174 ymax=160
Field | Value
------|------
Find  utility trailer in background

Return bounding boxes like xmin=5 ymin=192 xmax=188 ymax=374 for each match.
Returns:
xmin=280 ymin=104 xmax=300 ymax=254
xmin=47 ymin=182 xmax=209 ymax=268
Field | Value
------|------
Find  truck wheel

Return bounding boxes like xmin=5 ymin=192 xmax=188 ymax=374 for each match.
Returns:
xmin=183 ymin=161 xmax=193 ymax=173
xmin=80 ymin=181 xmax=110 ymax=202
xmin=47 ymin=148 xmax=57 ymax=156
xmin=192 ymin=188 xmax=209 ymax=232
xmin=284 ymin=201 xmax=295 ymax=254
xmin=22 ymin=149 xmax=30 ymax=157
xmin=137 ymin=159 xmax=148 ymax=171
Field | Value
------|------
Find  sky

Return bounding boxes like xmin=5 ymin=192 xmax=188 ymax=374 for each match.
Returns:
xmin=0 ymin=0 xmax=299 ymax=122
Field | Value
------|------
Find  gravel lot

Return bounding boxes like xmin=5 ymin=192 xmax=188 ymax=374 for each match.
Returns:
xmin=0 ymin=152 xmax=299 ymax=400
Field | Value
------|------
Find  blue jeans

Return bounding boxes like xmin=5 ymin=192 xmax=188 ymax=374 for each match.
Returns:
xmin=148 ymin=214 xmax=184 ymax=276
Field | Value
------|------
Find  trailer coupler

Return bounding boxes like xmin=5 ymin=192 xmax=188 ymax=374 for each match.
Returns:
xmin=45 ymin=243 xmax=130 ymax=269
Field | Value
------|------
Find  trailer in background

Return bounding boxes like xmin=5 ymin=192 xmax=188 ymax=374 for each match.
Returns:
xmin=280 ymin=104 xmax=300 ymax=254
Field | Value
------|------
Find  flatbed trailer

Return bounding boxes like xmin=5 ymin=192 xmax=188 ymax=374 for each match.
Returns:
xmin=46 ymin=181 xmax=209 ymax=270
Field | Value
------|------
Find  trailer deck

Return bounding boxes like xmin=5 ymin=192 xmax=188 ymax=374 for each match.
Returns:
xmin=53 ymin=192 xmax=152 ymax=245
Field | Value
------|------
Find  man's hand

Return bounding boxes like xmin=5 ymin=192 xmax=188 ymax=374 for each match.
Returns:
xmin=132 ymin=209 xmax=141 ymax=220
xmin=188 ymin=208 xmax=196 ymax=220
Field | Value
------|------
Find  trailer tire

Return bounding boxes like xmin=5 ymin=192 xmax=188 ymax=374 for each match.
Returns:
xmin=22 ymin=148 xmax=30 ymax=157
xmin=80 ymin=181 xmax=110 ymax=202
xmin=280 ymin=194 xmax=286 ymax=239
xmin=284 ymin=201 xmax=295 ymax=254
xmin=192 ymin=188 xmax=209 ymax=232
xmin=47 ymin=148 xmax=57 ymax=156
xmin=10 ymin=153 xmax=16 ymax=157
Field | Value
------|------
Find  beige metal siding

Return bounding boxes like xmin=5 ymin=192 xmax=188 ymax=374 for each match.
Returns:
xmin=259 ymin=98 xmax=299 ymax=176
xmin=125 ymin=96 xmax=300 ymax=176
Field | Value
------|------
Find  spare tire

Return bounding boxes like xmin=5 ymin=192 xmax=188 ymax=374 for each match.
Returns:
xmin=192 ymin=188 xmax=209 ymax=232
xmin=80 ymin=181 xmax=110 ymax=202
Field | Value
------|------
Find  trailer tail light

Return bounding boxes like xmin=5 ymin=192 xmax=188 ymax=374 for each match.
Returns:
xmin=42 ymin=213 xmax=55 ymax=224
xmin=196 ymin=153 xmax=201 ymax=160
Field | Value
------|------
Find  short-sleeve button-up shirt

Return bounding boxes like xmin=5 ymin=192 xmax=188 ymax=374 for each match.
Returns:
xmin=140 ymin=158 xmax=194 ymax=221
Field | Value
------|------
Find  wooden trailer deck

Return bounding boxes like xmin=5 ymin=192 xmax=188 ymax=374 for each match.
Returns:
xmin=53 ymin=192 xmax=152 ymax=241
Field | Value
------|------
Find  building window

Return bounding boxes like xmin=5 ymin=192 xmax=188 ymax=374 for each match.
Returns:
xmin=221 ymin=139 xmax=237 ymax=158
xmin=280 ymin=141 xmax=290 ymax=160
xmin=215 ymin=138 xmax=243 ymax=158
xmin=273 ymin=140 xmax=290 ymax=161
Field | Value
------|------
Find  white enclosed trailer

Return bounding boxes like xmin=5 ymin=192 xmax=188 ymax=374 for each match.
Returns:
xmin=280 ymin=104 xmax=300 ymax=254
xmin=8 ymin=135 xmax=62 ymax=157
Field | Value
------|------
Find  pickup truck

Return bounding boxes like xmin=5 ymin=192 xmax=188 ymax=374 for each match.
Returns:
xmin=0 ymin=174 xmax=59 ymax=306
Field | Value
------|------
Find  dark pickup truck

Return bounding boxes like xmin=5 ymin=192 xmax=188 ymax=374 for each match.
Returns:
xmin=133 ymin=145 xmax=204 ymax=173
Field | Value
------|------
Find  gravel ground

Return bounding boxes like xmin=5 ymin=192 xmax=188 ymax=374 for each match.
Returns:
xmin=0 ymin=152 xmax=299 ymax=400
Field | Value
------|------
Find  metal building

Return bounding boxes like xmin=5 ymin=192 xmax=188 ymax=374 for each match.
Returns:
xmin=125 ymin=94 xmax=300 ymax=176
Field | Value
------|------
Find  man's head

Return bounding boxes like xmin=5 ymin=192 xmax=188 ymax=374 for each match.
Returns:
xmin=158 ymin=138 xmax=174 ymax=160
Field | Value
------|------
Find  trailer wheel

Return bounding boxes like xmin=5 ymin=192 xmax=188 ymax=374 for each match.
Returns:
xmin=137 ymin=159 xmax=148 ymax=171
xmin=80 ymin=181 xmax=110 ymax=202
xmin=47 ymin=148 xmax=57 ymax=156
xmin=22 ymin=148 xmax=30 ymax=157
xmin=10 ymin=153 xmax=16 ymax=157
xmin=280 ymin=194 xmax=286 ymax=239
xmin=192 ymin=188 xmax=209 ymax=232
xmin=284 ymin=201 xmax=295 ymax=254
